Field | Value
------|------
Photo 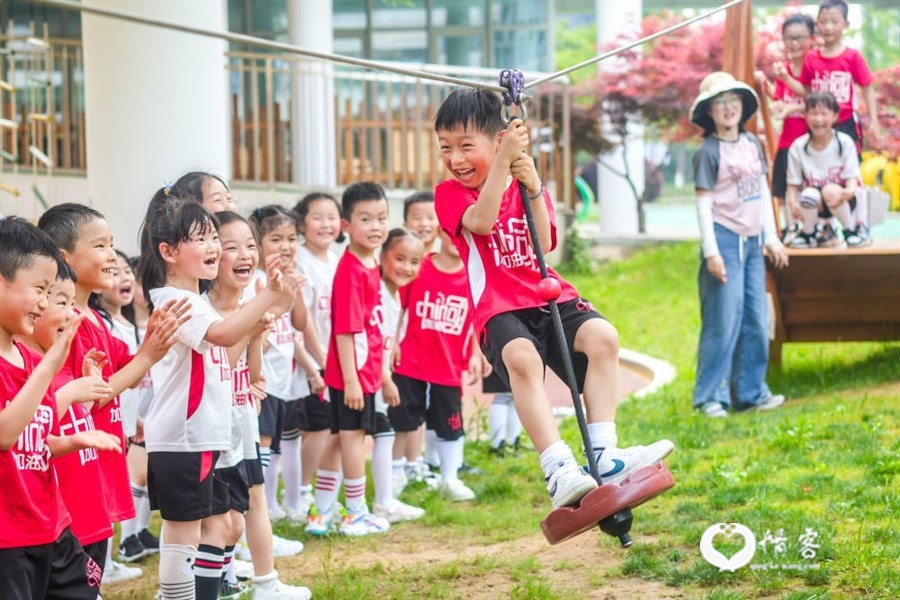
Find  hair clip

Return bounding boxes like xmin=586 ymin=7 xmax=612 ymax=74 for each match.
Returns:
xmin=163 ymin=181 xmax=173 ymax=197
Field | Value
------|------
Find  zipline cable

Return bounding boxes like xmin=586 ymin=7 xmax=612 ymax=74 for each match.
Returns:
xmin=30 ymin=0 xmax=745 ymax=93
xmin=524 ymin=0 xmax=746 ymax=89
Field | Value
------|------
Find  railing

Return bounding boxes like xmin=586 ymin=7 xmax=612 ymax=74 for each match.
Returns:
xmin=0 ymin=34 xmax=572 ymax=204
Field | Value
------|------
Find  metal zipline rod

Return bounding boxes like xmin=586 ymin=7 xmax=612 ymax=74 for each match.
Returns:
xmin=524 ymin=0 xmax=746 ymax=90
xmin=29 ymin=0 xmax=508 ymax=94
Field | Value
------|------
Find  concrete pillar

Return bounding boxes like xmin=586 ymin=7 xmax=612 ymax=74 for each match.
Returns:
xmin=595 ymin=0 xmax=644 ymax=235
xmin=81 ymin=0 xmax=230 ymax=253
xmin=287 ymin=0 xmax=337 ymax=188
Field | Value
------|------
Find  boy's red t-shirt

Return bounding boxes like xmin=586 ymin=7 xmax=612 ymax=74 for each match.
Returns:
xmin=774 ymin=61 xmax=808 ymax=150
xmin=395 ymin=255 xmax=474 ymax=387
xmin=0 ymin=342 xmax=71 ymax=549
xmin=324 ymin=250 xmax=384 ymax=394
xmin=799 ymin=47 xmax=874 ymax=124
xmin=65 ymin=309 xmax=135 ymax=523
xmin=51 ymin=368 xmax=114 ymax=546
xmin=435 ymin=179 xmax=579 ymax=333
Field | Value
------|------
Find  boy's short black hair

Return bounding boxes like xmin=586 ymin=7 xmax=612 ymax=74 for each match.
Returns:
xmin=0 ymin=217 xmax=64 ymax=282
xmin=818 ymin=0 xmax=848 ymax=20
xmin=341 ymin=182 xmax=386 ymax=220
xmin=434 ymin=89 xmax=505 ymax=137
xmin=37 ymin=202 xmax=107 ymax=252
xmin=403 ymin=191 xmax=434 ymax=222
xmin=783 ymin=13 xmax=815 ymax=36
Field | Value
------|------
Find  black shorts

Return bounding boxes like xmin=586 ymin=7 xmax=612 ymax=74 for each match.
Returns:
xmin=0 ymin=527 xmax=101 ymax=600
xmin=819 ymin=195 xmax=857 ymax=219
xmin=482 ymin=298 xmax=604 ymax=394
xmin=371 ymin=411 xmax=394 ymax=438
xmin=772 ymin=147 xmax=790 ymax=199
xmin=482 ymin=371 xmax=511 ymax=394
xmin=148 ymin=450 xmax=221 ymax=521
xmin=282 ymin=400 xmax=305 ymax=441
xmin=216 ymin=465 xmax=250 ymax=513
xmin=258 ymin=394 xmax=285 ymax=453
xmin=81 ymin=539 xmax=107 ymax=581
xmin=835 ymin=117 xmax=861 ymax=157
xmin=301 ymin=393 xmax=331 ymax=432
xmin=390 ymin=374 xmax=464 ymax=440
xmin=328 ymin=387 xmax=377 ymax=434
xmin=243 ymin=452 xmax=265 ymax=487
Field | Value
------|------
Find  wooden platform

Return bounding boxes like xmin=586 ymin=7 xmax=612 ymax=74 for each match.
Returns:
xmin=767 ymin=239 xmax=900 ymax=364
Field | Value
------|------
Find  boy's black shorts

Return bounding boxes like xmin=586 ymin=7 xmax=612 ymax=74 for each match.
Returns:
xmin=328 ymin=387 xmax=377 ymax=434
xmin=482 ymin=298 xmax=604 ymax=394
xmin=301 ymin=393 xmax=332 ymax=432
xmin=243 ymin=452 xmax=265 ymax=487
xmin=389 ymin=374 xmax=464 ymax=440
xmin=482 ymin=371 xmax=511 ymax=394
xmin=772 ymin=147 xmax=790 ymax=199
xmin=281 ymin=399 xmax=305 ymax=441
xmin=216 ymin=465 xmax=250 ymax=513
xmin=371 ymin=411 xmax=394 ymax=439
xmin=0 ymin=527 xmax=102 ymax=600
xmin=148 ymin=450 xmax=221 ymax=521
xmin=81 ymin=539 xmax=107 ymax=581
xmin=258 ymin=394 xmax=285 ymax=454
xmin=835 ymin=116 xmax=862 ymax=156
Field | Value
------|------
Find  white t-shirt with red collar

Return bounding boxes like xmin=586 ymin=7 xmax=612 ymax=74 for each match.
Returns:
xmin=147 ymin=286 xmax=231 ymax=453
xmin=243 ymin=270 xmax=297 ymax=401
xmin=323 ymin=250 xmax=383 ymax=394
xmin=374 ymin=280 xmax=400 ymax=413
xmin=394 ymin=255 xmax=474 ymax=388
xmin=0 ymin=342 xmax=71 ymax=549
xmin=296 ymin=245 xmax=338 ymax=368
xmin=435 ymin=178 xmax=579 ymax=333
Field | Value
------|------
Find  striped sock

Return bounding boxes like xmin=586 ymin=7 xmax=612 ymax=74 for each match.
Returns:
xmin=159 ymin=543 xmax=195 ymax=600
xmin=344 ymin=476 xmax=366 ymax=513
xmin=314 ymin=469 xmax=342 ymax=514
xmin=194 ymin=544 xmax=223 ymax=600
xmin=259 ymin=446 xmax=271 ymax=470
xmin=220 ymin=545 xmax=235 ymax=586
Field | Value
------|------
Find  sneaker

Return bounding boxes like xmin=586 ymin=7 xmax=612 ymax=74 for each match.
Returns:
xmin=252 ymin=572 xmax=311 ymax=600
xmin=404 ymin=460 xmax=430 ymax=482
xmin=789 ymin=231 xmax=816 ymax=249
xmin=547 ymin=461 xmax=598 ymax=509
xmin=392 ymin=468 xmax=409 ymax=496
xmin=103 ymin=560 xmax=143 ymax=584
xmin=458 ymin=462 xmax=484 ymax=476
xmin=816 ymin=222 xmax=842 ymax=248
xmin=117 ymin=534 xmax=151 ymax=563
xmin=283 ymin=505 xmax=307 ymax=524
xmin=339 ymin=507 xmax=390 ymax=536
xmin=489 ymin=441 xmax=510 ymax=458
xmin=219 ymin=580 xmax=248 ymax=599
xmin=699 ymin=401 xmax=728 ymax=418
xmin=232 ymin=558 xmax=254 ymax=581
xmin=271 ymin=534 xmax=303 ymax=557
xmin=137 ymin=528 xmax=160 ymax=553
xmin=441 ymin=478 xmax=476 ymax=502
xmin=781 ymin=222 xmax=801 ymax=245
xmin=844 ymin=226 xmax=872 ymax=248
xmin=594 ymin=440 xmax=676 ymax=486
xmin=268 ymin=504 xmax=286 ymax=522
xmin=754 ymin=394 xmax=785 ymax=411
xmin=305 ymin=505 xmax=332 ymax=537
xmin=373 ymin=499 xmax=426 ymax=523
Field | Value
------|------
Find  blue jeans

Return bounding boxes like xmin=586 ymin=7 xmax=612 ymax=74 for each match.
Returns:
xmin=693 ymin=224 xmax=772 ymax=409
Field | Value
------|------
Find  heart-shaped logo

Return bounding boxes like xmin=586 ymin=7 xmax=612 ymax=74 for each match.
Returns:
xmin=700 ymin=522 xmax=757 ymax=572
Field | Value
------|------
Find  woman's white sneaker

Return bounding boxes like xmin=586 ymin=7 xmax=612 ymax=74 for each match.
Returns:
xmin=373 ymin=499 xmax=426 ymax=522
xmin=441 ymin=478 xmax=476 ymax=502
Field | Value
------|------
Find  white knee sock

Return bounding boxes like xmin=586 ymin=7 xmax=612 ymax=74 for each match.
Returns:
xmin=831 ymin=201 xmax=855 ymax=231
xmin=437 ymin=438 xmax=461 ymax=482
xmin=344 ymin=476 xmax=367 ymax=513
xmin=264 ymin=452 xmax=282 ymax=511
xmin=424 ymin=428 xmax=439 ymax=467
xmin=159 ymin=543 xmax=196 ymax=600
xmin=506 ymin=406 xmax=522 ymax=446
xmin=105 ymin=536 xmax=114 ymax=569
xmin=488 ymin=401 xmax=508 ymax=449
xmin=120 ymin=482 xmax=147 ymax=539
xmin=280 ymin=437 xmax=302 ymax=511
xmin=314 ymin=469 xmax=342 ymax=513
xmin=372 ymin=434 xmax=395 ymax=507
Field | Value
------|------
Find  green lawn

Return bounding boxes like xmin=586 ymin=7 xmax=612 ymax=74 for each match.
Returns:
xmin=109 ymin=242 xmax=898 ymax=600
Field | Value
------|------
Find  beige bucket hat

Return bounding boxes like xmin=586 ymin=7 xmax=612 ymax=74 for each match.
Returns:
xmin=690 ymin=71 xmax=759 ymax=132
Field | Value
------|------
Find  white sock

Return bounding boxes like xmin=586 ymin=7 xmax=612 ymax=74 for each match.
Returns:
xmin=159 ymin=543 xmax=196 ymax=600
xmin=259 ymin=445 xmax=271 ymax=470
xmin=264 ymin=452 xmax=282 ymax=511
xmin=506 ymin=405 xmax=522 ymax=446
xmin=437 ymin=438 xmax=461 ymax=482
xmin=392 ymin=457 xmax=407 ymax=475
xmin=372 ymin=434 xmax=395 ymax=507
xmin=587 ymin=422 xmax=617 ymax=452
xmin=252 ymin=570 xmax=278 ymax=592
xmin=831 ymin=201 xmax=855 ymax=231
xmin=456 ymin=435 xmax=465 ymax=466
xmin=314 ymin=469 xmax=342 ymax=513
xmin=344 ymin=476 xmax=366 ymax=513
xmin=280 ymin=437 xmax=302 ymax=510
xmin=488 ymin=401 xmax=508 ymax=449
xmin=137 ymin=487 xmax=152 ymax=532
xmin=224 ymin=558 xmax=237 ymax=584
xmin=105 ymin=536 xmax=114 ymax=569
xmin=539 ymin=440 xmax=575 ymax=479
xmin=854 ymin=192 xmax=868 ymax=226
xmin=424 ymin=428 xmax=439 ymax=467
xmin=800 ymin=208 xmax=819 ymax=235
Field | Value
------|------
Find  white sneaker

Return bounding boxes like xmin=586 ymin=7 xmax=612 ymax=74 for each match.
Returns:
xmin=441 ymin=478 xmax=475 ymax=502
xmin=547 ymin=461 xmax=598 ymax=509
xmin=252 ymin=570 xmax=311 ymax=600
xmin=339 ymin=507 xmax=390 ymax=536
xmin=103 ymin=560 xmax=143 ymax=584
xmin=594 ymin=440 xmax=675 ymax=485
xmin=392 ymin=468 xmax=408 ymax=496
xmin=268 ymin=504 xmax=287 ymax=522
xmin=282 ymin=505 xmax=307 ymax=524
xmin=236 ymin=542 xmax=253 ymax=562
xmin=754 ymin=394 xmax=785 ymax=411
xmin=373 ymin=499 xmax=425 ymax=523
xmin=233 ymin=557 xmax=254 ymax=580
xmin=700 ymin=401 xmax=728 ymax=418
xmin=271 ymin=534 xmax=304 ymax=557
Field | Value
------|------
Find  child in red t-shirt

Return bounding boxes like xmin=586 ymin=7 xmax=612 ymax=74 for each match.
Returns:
xmin=322 ymin=181 xmax=392 ymax=536
xmin=434 ymin=89 xmax=674 ymax=510
xmin=390 ymin=229 xmax=490 ymax=502
xmin=0 ymin=217 xmax=121 ymax=600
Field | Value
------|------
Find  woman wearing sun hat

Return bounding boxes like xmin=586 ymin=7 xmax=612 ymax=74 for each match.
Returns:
xmin=690 ymin=71 xmax=790 ymax=418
